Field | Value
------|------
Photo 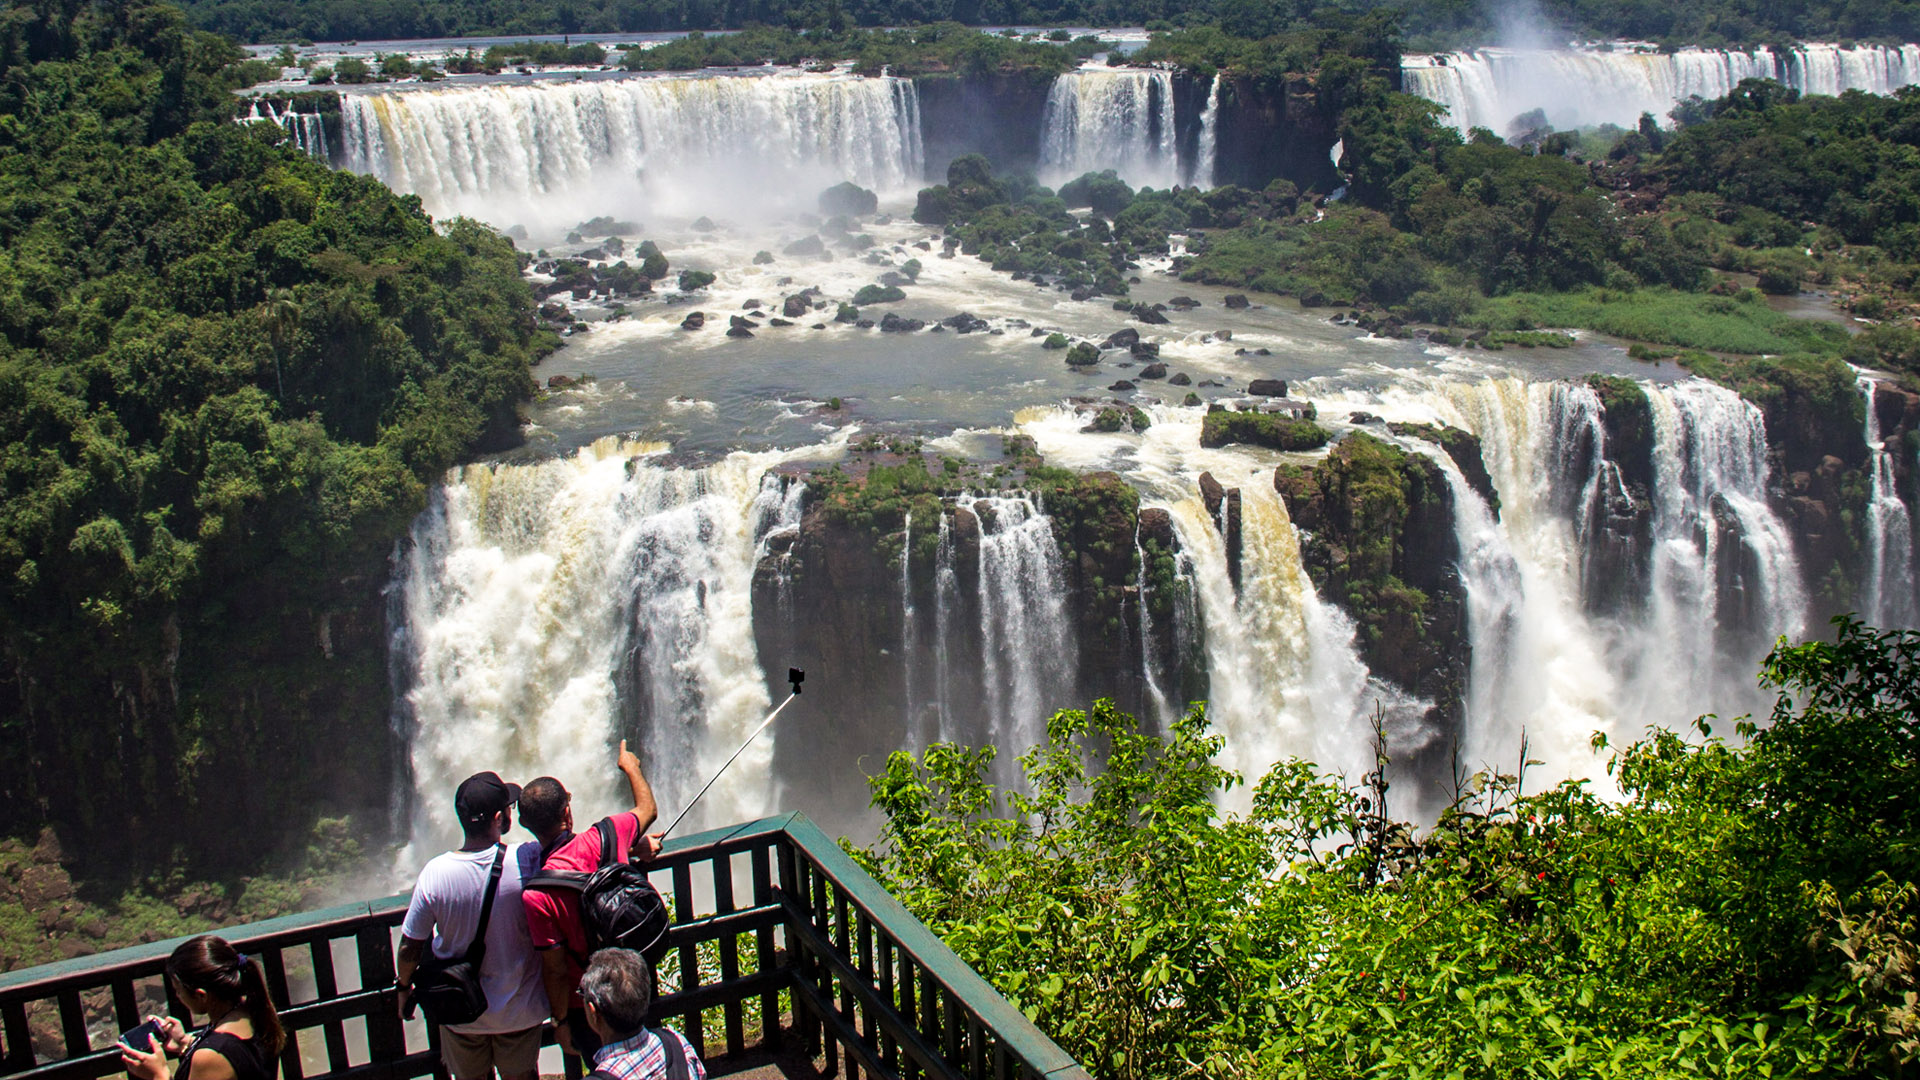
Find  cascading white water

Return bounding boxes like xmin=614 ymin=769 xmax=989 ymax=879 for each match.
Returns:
xmin=900 ymin=511 xmax=919 ymax=744
xmin=973 ymin=495 xmax=1078 ymax=760
xmin=1403 ymin=42 xmax=1920 ymax=134
xmin=389 ymin=436 xmax=836 ymax=859
xmin=1039 ymin=68 xmax=1181 ymax=190
xmin=1132 ymin=521 xmax=1173 ymax=726
xmin=1859 ymin=375 xmax=1917 ymax=627
xmin=932 ymin=511 xmax=962 ymax=744
xmin=337 ymin=71 xmax=924 ymax=228
xmin=1190 ymin=73 xmax=1221 ymax=188
xmin=243 ymin=100 xmax=330 ymax=160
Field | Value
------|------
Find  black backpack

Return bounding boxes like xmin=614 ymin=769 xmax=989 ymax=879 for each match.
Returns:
xmin=412 ymin=843 xmax=505 ymax=1027
xmin=526 ymin=818 xmax=671 ymax=967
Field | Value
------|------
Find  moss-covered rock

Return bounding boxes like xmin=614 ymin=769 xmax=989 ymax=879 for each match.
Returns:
xmin=1200 ymin=410 xmax=1331 ymax=451
xmin=1386 ymin=422 xmax=1500 ymax=517
xmin=1274 ymin=433 xmax=1467 ymax=756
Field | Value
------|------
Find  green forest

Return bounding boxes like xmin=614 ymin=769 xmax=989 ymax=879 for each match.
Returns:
xmin=858 ymin=619 xmax=1920 ymax=1078
xmin=0 ymin=0 xmax=549 ymax=867
xmin=170 ymin=0 xmax=1920 ymax=51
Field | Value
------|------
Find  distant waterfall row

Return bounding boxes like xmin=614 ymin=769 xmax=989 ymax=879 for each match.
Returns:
xmin=1404 ymin=42 xmax=1920 ymax=134
xmin=335 ymin=72 xmax=924 ymax=227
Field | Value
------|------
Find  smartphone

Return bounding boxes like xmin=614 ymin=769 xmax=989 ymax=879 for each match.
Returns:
xmin=121 ymin=1020 xmax=164 ymax=1054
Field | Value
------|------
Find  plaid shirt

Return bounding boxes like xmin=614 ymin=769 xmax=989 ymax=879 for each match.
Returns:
xmin=590 ymin=1028 xmax=705 ymax=1080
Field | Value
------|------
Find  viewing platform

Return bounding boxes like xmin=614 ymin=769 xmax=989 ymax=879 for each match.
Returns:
xmin=0 ymin=814 xmax=1087 ymax=1080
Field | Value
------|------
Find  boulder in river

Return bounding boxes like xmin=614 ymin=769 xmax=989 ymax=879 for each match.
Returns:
xmin=941 ymin=312 xmax=990 ymax=334
xmin=1130 ymin=341 xmax=1159 ymax=359
xmin=1070 ymin=286 xmax=1099 ymax=302
xmin=1248 ymin=378 xmax=1289 ymax=397
xmin=1223 ymin=294 xmax=1250 ymax=309
xmin=819 ymin=181 xmax=879 ymax=217
xmin=879 ymin=312 xmax=925 ymax=332
xmin=726 ymin=325 xmax=754 ymax=338
xmin=1168 ymin=296 xmax=1201 ymax=310
xmin=729 ymin=314 xmax=758 ymax=330
xmin=783 ymin=295 xmax=810 ymax=318
xmin=1139 ymin=362 xmax=1168 ymax=379
xmin=783 ymin=235 xmax=826 ymax=257
xmin=1168 ymin=372 xmax=1191 ymax=386
xmin=1102 ymin=328 xmax=1140 ymax=350
xmin=680 ymin=311 xmax=706 ymax=330
xmin=1131 ymin=303 xmax=1170 ymax=325
xmin=1109 ymin=380 xmax=1136 ymax=391
xmin=691 ymin=216 xmax=717 ymax=232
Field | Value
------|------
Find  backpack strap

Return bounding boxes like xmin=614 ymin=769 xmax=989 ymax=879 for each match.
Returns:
xmin=465 ymin=843 xmax=507 ymax=966
xmin=649 ymin=1029 xmax=690 ymax=1080
xmin=594 ymin=817 xmax=621 ymax=866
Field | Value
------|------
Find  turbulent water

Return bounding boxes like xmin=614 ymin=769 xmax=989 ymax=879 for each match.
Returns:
xmin=1404 ymin=42 xmax=1920 ymax=134
xmin=388 ymin=436 xmax=843 ymax=852
xmin=337 ymin=71 xmax=925 ymax=226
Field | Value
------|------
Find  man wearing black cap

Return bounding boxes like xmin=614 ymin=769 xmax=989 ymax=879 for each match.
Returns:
xmin=395 ymin=772 xmax=548 ymax=1080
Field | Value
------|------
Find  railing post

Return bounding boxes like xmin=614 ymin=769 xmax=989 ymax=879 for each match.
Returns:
xmin=355 ymin=922 xmax=406 ymax=1074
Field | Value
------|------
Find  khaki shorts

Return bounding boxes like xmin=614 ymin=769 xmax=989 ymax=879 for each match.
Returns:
xmin=439 ymin=1025 xmax=543 ymax=1080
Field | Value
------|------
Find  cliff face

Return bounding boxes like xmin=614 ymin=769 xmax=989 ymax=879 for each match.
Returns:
xmin=1275 ymin=432 xmax=1471 ymax=771
xmin=1210 ymin=74 xmax=1342 ymax=194
xmin=914 ymin=73 xmax=1057 ymax=180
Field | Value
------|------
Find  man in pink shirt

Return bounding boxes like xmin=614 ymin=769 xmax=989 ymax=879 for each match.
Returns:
xmin=518 ymin=740 xmax=663 ymax=1063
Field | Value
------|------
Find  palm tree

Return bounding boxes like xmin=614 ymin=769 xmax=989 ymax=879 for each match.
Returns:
xmin=257 ymin=288 xmax=299 ymax=399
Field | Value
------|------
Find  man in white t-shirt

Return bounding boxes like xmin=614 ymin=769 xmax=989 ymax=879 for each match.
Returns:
xmin=395 ymin=771 xmax=549 ymax=1080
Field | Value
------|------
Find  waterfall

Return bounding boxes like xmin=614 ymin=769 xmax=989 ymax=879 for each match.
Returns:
xmin=900 ymin=511 xmax=919 ymax=745
xmin=1039 ymin=68 xmax=1181 ymax=190
xmin=336 ymin=71 xmax=924 ymax=228
xmin=1133 ymin=520 xmax=1173 ymax=726
xmin=932 ymin=510 xmax=961 ymax=744
xmin=1190 ymin=73 xmax=1221 ymax=188
xmin=1403 ymin=42 xmax=1920 ymax=134
xmin=1859 ymin=376 xmax=1917 ymax=627
xmin=973 ymin=495 xmax=1079 ymax=762
xmin=243 ymin=99 xmax=330 ymax=161
xmin=389 ymin=437 xmax=832 ymax=858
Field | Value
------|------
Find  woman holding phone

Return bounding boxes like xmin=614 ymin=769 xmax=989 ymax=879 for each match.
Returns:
xmin=119 ymin=935 xmax=284 ymax=1080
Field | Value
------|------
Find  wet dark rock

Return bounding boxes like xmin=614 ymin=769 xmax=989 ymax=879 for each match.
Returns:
xmin=941 ymin=312 xmax=990 ymax=334
xmin=856 ymin=318 xmax=875 ymax=329
xmin=1102 ymin=328 xmax=1140 ymax=350
xmin=783 ymin=235 xmax=826 ymax=257
xmin=1248 ymin=378 xmax=1289 ymax=397
xmin=680 ymin=312 xmax=706 ymax=330
xmin=769 ymin=318 xmax=794 ymax=327
xmin=1109 ymin=380 xmax=1136 ymax=391
xmin=784 ymin=295 xmax=810 ymax=318
xmin=727 ymin=325 xmax=754 ymax=338
xmin=753 ymin=250 xmax=775 ymax=264
xmin=1223 ymin=294 xmax=1250 ymax=309
xmin=692 ymin=216 xmax=717 ymax=231
xmin=1070 ymin=287 xmax=1099 ymax=301
xmin=1214 ymin=329 xmax=1232 ymax=341
xmin=879 ymin=312 xmax=925 ymax=332
xmin=1132 ymin=303 xmax=1171 ymax=325
xmin=742 ymin=299 xmax=763 ymax=310
xmin=1139 ymin=362 xmax=1168 ymax=379
xmin=819 ymin=181 xmax=878 ymax=217
xmin=730 ymin=315 xmax=758 ymax=330
xmin=1168 ymin=372 xmax=1191 ymax=386
xmin=1168 ymin=296 xmax=1201 ymax=310
xmin=546 ymin=374 xmax=575 ymax=389
xmin=1350 ymin=412 xmax=1380 ymax=425
xmin=1130 ymin=342 xmax=1159 ymax=360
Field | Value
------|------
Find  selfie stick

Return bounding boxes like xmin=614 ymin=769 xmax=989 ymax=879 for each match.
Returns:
xmin=661 ymin=669 xmax=803 ymax=838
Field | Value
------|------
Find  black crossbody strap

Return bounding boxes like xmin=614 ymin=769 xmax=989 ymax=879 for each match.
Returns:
xmin=595 ymin=817 xmax=621 ymax=865
xmin=465 ymin=843 xmax=507 ymax=966
xmin=651 ymin=1028 xmax=690 ymax=1080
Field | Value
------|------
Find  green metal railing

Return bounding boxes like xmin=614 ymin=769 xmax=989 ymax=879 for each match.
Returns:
xmin=0 ymin=813 xmax=1086 ymax=1080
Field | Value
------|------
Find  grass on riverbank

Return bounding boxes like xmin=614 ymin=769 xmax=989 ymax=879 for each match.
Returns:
xmin=1466 ymin=286 xmax=1852 ymax=356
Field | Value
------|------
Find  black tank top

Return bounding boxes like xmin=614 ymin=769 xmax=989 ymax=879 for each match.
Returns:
xmin=179 ymin=1029 xmax=276 ymax=1080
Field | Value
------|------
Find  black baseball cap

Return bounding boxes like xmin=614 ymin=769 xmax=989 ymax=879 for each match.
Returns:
xmin=455 ymin=771 xmax=522 ymax=826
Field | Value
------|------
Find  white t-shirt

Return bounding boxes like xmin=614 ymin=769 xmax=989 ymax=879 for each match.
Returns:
xmin=400 ymin=842 xmax=549 ymax=1034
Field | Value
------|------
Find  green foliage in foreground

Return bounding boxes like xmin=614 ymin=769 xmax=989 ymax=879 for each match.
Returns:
xmin=858 ymin=618 xmax=1920 ymax=1079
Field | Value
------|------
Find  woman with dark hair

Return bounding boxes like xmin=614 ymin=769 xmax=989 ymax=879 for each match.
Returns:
xmin=119 ymin=935 xmax=285 ymax=1080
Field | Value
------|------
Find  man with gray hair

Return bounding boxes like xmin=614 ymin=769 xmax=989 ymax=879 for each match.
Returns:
xmin=580 ymin=949 xmax=705 ymax=1080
